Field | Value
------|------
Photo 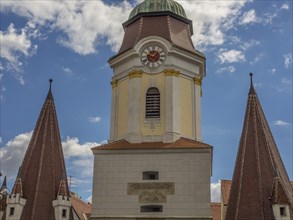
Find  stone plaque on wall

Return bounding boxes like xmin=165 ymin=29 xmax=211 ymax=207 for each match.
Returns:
xmin=127 ymin=182 xmax=174 ymax=203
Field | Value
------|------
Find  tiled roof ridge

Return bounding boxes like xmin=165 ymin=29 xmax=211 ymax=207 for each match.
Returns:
xmin=57 ymin=179 xmax=69 ymax=198
xmin=11 ymin=176 xmax=23 ymax=196
xmin=92 ymin=137 xmax=212 ymax=151
xmin=270 ymin=177 xmax=291 ymax=205
xmin=71 ymin=193 xmax=92 ymax=207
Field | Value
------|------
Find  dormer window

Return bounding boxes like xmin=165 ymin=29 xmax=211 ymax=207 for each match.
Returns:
xmin=146 ymin=87 xmax=160 ymax=118
xmin=280 ymin=207 xmax=287 ymax=216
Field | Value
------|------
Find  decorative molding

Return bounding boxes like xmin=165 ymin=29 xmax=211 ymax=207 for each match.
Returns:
xmin=128 ymin=182 xmax=175 ymax=203
xmin=128 ymin=70 xmax=143 ymax=79
xmin=111 ymin=80 xmax=118 ymax=88
xmin=164 ymin=69 xmax=180 ymax=77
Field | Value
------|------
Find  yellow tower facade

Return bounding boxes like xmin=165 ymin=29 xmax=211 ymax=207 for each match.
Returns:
xmin=109 ymin=10 xmax=206 ymax=144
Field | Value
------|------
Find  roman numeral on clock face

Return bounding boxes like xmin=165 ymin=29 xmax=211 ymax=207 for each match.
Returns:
xmin=141 ymin=45 xmax=166 ymax=68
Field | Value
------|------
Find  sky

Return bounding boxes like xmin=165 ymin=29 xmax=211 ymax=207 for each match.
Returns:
xmin=0 ymin=0 xmax=292 ymax=203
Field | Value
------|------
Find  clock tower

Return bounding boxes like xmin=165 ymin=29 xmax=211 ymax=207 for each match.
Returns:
xmin=91 ymin=0 xmax=212 ymax=219
xmin=108 ymin=0 xmax=206 ymax=144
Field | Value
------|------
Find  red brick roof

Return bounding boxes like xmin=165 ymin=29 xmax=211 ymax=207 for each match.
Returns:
xmin=11 ymin=84 xmax=72 ymax=219
xmin=211 ymin=203 xmax=221 ymax=220
xmin=71 ymin=193 xmax=92 ymax=220
xmin=92 ymin=137 xmax=212 ymax=151
xmin=225 ymin=77 xmax=293 ymax=220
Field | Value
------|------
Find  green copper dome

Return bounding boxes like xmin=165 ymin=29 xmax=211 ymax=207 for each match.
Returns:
xmin=129 ymin=0 xmax=187 ymax=19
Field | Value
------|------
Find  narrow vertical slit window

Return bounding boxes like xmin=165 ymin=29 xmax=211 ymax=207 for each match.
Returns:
xmin=280 ymin=207 xmax=286 ymax=216
xmin=146 ymin=87 xmax=160 ymax=118
xmin=9 ymin=207 xmax=15 ymax=216
xmin=62 ymin=209 xmax=67 ymax=217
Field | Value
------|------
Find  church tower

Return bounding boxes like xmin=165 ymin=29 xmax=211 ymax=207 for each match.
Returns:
xmin=91 ymin=0 xmax=212 ymax=219
xmin=108 ymin=0 xmax=205 ymax=144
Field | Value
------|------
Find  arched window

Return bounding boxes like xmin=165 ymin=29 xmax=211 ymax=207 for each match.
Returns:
xmin=146 ymin=87 xmax=160 ymax=118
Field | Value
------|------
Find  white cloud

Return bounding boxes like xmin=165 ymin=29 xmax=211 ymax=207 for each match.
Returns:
xmin=218 ymin=49 xmax=246 ymax=64
xmin=88 ymin=116 xmax=101 ymax=123
xmin=216 ymin=66 xmax=236 ymax=74
xmin=180 ymin=0 xmax=248 ymax=47
xmin=284 ymin=53 xmax=292 ymax=69
xmin=240 ymin=39 xmax=260 ymax=50
xmin=281 ymin=3 xmax=289 ymax=10
xmin=62 ymin=67 xmax=73 ymax=75
xmin=273 ymin=120 xmax=291 ymax=127
xmin=1 ymin=0 xmax=250 ymax=55
xmin=211 ymin=180 xmax=221 ymax=202
xmin=0 ymin=23 xmax=37 ymax=84
xmin=239 ymin=9 xmax=259 ymax=25
xmin=0 ymin=131 xmax=32 ymax=179
xmin=250 ymin=53 xmax=263 ymax=65
xmin=254 ymin=83 xmax=263 ymax=88
xmin=62 ymin=136 xmax=97 ymax=159
xmin=0 ymin=132 xmax=99 ymax=190
xmin=263 ymin=12 xmax=277 ymax=25
xmin=1 ymin=0 xmax=133 ymax=54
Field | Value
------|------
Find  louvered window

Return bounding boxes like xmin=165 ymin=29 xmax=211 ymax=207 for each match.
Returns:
xmin=146 ymin=87 xmax=160 ymax=118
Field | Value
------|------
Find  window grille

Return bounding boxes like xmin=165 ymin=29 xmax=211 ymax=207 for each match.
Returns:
xmin=146 ymin=87 xmax=160 ymax=118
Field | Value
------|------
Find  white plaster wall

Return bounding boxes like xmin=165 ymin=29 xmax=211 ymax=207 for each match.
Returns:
xmin=91 ymin=149 xmax=212 ymax=219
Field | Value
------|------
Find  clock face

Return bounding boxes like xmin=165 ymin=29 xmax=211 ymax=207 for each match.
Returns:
xmin=141 ymin=45 xmax=166 ymax=68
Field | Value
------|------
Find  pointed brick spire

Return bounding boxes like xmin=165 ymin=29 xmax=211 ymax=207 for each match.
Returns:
xmin=11 ymin=168 xmax=23 ymax=196
xmin=270 ymin=177 xmax=291 ymax=205
xmin=57 ymin=172 xmax=69 ymax=198
xmin=226 ymin=74 xmax=293 ymax=220
xmin=11 ymin=80 xmax=71 ymax=219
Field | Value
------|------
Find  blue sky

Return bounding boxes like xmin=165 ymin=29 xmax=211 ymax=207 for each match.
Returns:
xmin=0 ymin=0 xmax=292 ymax=202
